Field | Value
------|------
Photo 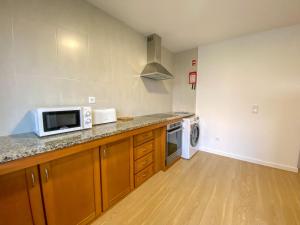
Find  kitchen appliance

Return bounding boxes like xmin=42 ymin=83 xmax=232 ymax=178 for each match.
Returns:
xmin=32 ymin=106 xmax=92 ymax=137
xmin=92 ymin=108 xmax=117 ymax=125
xmin=182 ymin=116 xmax=200 ymax=159
xmin=166 ymin=121 xmax=183 ymax=166
xmin=141 ymin=34 xmax=174 ymax=80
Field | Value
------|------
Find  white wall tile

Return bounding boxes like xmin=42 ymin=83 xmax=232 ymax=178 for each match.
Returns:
xmin=0 ymin=9 xmax=16 ymax=136
xmin=0 ymin=74 xmax=17 ymax=136
xmin=57 ymin=28 xmax=88 ymax=80
xmin=12 ymin=0 xmax=58 ymax=26
xmin=13 ymin=18 xmax=57 ymax=78
xmin=55 ymin=0 xmax=91 ymax=34
xmin=0 ymin=0 xmax=174 ymax=135
xmin=0 ymin=6 xmax=13 ymax=73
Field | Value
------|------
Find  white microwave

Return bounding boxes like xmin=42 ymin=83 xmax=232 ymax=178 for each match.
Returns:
xmin=32 ymin=106 xmax=92 ymax=137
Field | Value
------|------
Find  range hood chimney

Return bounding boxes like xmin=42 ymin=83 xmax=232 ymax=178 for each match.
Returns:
xmin=141 ymin=34 xmax=173 ymax=80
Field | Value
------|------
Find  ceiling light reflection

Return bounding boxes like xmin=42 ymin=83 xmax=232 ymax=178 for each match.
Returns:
xmin=61 ymin=38 xmax=80 ymax=50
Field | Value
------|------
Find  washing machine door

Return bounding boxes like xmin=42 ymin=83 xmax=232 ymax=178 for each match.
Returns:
xmin=190 ymin=124 xmax=200 ymax=147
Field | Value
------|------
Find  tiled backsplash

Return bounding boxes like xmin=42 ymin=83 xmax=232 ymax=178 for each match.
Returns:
xmin=0 ymin=0 xmax=174 ymax=136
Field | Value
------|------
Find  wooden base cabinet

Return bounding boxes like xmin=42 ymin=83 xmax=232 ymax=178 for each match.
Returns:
xmin=101 ymin=138 xmax=134 ymax=211
xmin=0 ymin=125 xmax=169 ymax=225
xmin=40 ymin=148 xmax=101 ymax=225
xmin=0 ymin=167 xmax=45 ymax=225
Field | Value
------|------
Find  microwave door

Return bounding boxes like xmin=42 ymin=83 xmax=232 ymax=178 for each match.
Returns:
xmin=43 ymin=110 xmax=81 ymax=132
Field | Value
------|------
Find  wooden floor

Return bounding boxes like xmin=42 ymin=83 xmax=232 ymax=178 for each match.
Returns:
xmin=92 ymin=152 xmax=300 ymax=225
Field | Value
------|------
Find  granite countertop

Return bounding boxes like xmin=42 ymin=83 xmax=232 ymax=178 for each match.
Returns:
xmin=0 ymin=112 xmax=194 ymax=164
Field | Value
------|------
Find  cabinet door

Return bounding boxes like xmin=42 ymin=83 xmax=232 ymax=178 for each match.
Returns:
xmin=40 ymin=148 xmax=101 ymax=225
xmin=101 ymin=138 xmax=134 ymax=211
xmin=153 ymin=127 xmax=167 ymax=172
xmin=0 ymin=167 xmax=45 ymax=225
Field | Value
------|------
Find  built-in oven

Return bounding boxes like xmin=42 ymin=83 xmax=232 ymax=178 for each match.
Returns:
xmin=166 ymin=121 xmax=182 ymax=166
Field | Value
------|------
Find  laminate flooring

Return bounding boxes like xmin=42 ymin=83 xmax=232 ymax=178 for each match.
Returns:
xmin=92 ymin=151 xmax=300 ymax=225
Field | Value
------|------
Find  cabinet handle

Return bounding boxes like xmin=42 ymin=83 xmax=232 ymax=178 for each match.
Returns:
xmin=142 ymin=173 xmax=147 ymax=177
xmin=45 ymin=168 xmax=49 ymax=182
xmin=103 ymin=148 xmax=106 ymax=157
xmin=31 ymin=172 xmax=35 ymax=187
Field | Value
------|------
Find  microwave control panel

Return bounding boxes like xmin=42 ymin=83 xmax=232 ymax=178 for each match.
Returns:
xmin=83 ymin=107 xmax=92 ymax=129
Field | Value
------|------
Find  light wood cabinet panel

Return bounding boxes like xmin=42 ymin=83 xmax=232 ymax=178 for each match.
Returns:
xmin=134 ymin=152 xmax=153 ymax=174
xmin=135 ymin=164 xmax=154 ymax=187
xmin=134 ymin=130 xmax=154 ymax=147
xmin=40 ymin=148 xmax=101 ymax=225
xmin=0 ymin=124 xmax=170 ymax=225
xmin=0 ymin=166 xmax=45 ymax=225
xmin=101 ymin=137 xmax=134 ymax=211
xmin=153 ymin=127 xmax=166 ymax=172
xmin=134 ymin=141 xmax=154 ymax=160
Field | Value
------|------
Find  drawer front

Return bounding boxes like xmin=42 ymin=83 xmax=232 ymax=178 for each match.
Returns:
xmin=134 ymin=153 xmax=153 ymax=174
xmin=134 ymin=131 xmax=154 ymax=147
xmin=135 ymin=164 xmax=154 ymax=187
xmin=134 ymin=141 xmax=153 ymax=160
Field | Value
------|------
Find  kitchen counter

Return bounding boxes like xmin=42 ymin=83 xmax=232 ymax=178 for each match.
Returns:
xmin=0 ymin=112 xmax=194 ymax=164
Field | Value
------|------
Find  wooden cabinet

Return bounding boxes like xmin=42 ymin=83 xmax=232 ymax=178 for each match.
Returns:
xmin=133 ymin=136 xmax=155 ymax=187
xmin=133 ymin=130 xmax=154 ymax=147
xmin=134 ymin=152 xmax=153 ymax=173
xmin=134 ymin=141 xmax=153 ymax=160
xmin=135 ymin=164 xmax=154 ymax=187
xmin=153 ymin=127 xmax=167 ymax=172
xmin=40 ymin=148 xmax=101 ymax=225
xmin=101 ymin=138 xmax=134 ymax=211
xmin=0 ymin=123 xmax=169 ymax=225
xmin=0 ymin=167 xmax=45 ymax=225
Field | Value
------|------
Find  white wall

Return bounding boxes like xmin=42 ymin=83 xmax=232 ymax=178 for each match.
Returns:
xmin=196 ymin=25 xmax=300 ymax=172
xmin=0 ymin=0 xmax=174 ymax=136
xmin=172 ymin=48 xmax=197 ymax=112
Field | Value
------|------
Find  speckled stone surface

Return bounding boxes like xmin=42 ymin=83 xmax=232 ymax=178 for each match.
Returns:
xmin=0 ymin=112 xmax=194 ymax=164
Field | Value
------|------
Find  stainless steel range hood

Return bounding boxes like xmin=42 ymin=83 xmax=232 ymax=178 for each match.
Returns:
xmin=141 ymin=34 xmax=173 ymax=80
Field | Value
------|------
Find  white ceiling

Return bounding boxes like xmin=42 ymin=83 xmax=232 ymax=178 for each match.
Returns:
xmin=87 ymin=0 xmax=300 ymax=52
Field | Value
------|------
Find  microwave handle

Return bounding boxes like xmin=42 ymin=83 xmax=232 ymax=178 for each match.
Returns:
xmin=167 ymin=128 xmax=182 ymax=135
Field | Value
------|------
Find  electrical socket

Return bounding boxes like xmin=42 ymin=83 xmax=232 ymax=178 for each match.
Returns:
xmin=252 ymin=104 xmax=259 ymax=114
xmin=88 ymin=96 xmax=96 ymax=104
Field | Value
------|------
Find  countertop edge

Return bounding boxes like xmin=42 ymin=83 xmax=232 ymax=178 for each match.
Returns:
xmin=0 ymin=114 xmax=194 ymax=175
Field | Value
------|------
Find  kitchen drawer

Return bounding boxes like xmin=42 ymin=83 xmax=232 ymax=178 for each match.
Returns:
xmin=134 ymin=152 xmax=153 ymax=174
xmin=134 ymin=131 xmax=154 ymax=147
xmin=135 ymin=164 xmax=154 ymax=187
xmin=134 ymin=141 xmax=153 ymax=160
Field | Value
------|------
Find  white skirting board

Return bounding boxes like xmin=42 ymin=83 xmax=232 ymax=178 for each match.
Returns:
xmin=199 ymin=146 xmax=299 ymax=173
